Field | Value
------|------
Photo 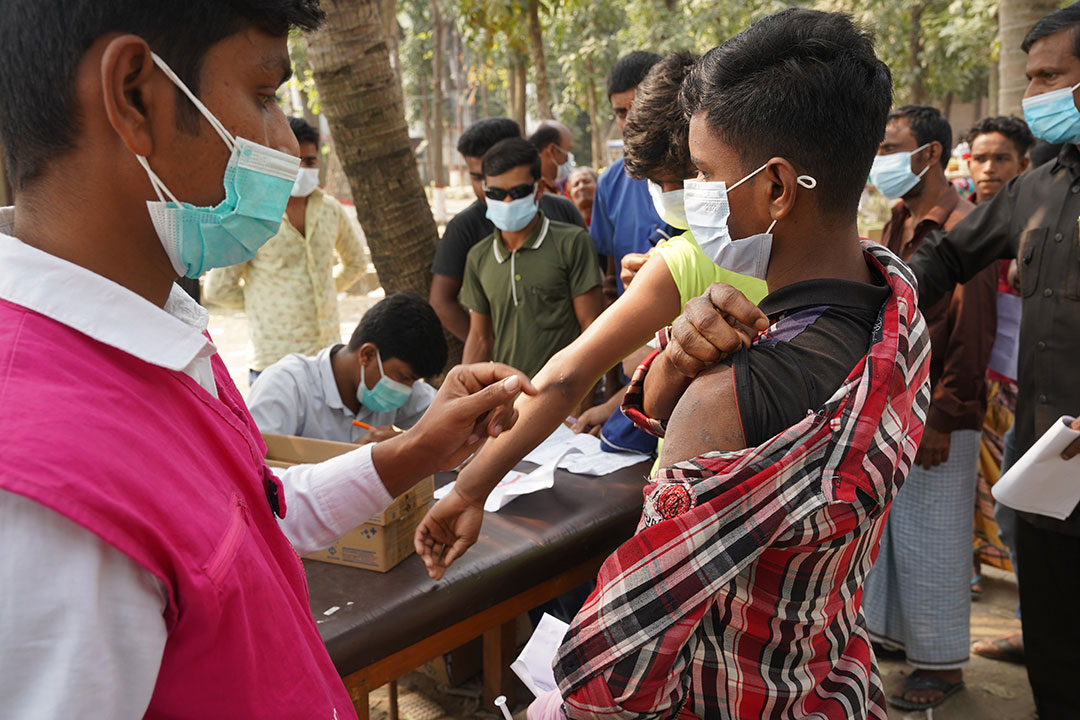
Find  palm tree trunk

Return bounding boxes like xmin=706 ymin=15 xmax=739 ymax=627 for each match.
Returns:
xmin=527 ymin=0 xmax=552 ymax=118
xmin=998 ymin=0 xmax=1059 ymax=116
xmin=305 ymin=0 xmax=439 ymax=298
xmin=584 ymin=57 xmax=604 ymax=167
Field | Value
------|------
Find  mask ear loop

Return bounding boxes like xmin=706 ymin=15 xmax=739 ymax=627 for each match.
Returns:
xmin=148 ymin=51 xmax=236 ymax=152
xmin=766 ymin=174 xmax=818 ymax=233
xmin=135 ymin=155 xmax=182 ymax=206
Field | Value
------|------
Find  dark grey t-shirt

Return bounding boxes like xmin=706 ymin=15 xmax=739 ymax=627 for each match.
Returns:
xmin=431 ymin=195 xmax=586 ymax=280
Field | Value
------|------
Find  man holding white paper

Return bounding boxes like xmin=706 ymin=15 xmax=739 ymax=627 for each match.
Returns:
xmin=906 ymin=5 xmax=1080 ymax=716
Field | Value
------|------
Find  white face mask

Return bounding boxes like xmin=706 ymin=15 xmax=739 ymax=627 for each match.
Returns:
xmin=290 ymin=167 xmax=320 ymax=197
xmin=647 ymin=181 xmax=689 ymax=230
xmin=684 ymin=163 xmax=817 ymax=279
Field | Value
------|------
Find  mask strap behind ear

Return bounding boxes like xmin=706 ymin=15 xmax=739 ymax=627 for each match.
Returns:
xmin=136 ymin=155 xmax=181 ymax=205
xmin=149 ymin=51 xmax=235 ymax=152
xmin=767 ymin=174 xmax=817 ymax=233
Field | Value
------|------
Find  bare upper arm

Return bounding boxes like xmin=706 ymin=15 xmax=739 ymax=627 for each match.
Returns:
xmin=659 ymin=362 xmax=746 ymax=466
xmin=429 ymin=273 xmax=463 ymax=307
xmin=571 ymin=286 xmax=604 ymax=331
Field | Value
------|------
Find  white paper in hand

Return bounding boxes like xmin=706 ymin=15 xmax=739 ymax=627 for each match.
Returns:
xmin=511 ymin=613 xmax=570 ymax=698
xmin=993 ymin=416 xmax=1080 ymax=520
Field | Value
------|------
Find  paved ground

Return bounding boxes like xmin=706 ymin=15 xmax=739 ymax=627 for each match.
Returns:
xmin=207 ymin=189 xmax=1036 ymax=720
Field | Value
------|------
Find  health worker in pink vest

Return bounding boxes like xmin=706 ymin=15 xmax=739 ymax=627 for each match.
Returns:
xmin=0 ymin=3 xmax=535 ymax=719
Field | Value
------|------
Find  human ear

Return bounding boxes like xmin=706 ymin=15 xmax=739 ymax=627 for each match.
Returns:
xmin=1019 ymin=156 xmax=1031 ymax=173
xmin=99 ymin=35 xmax=160 ymax=158
xmin=764 ymin=158 xmax=800 ymax=224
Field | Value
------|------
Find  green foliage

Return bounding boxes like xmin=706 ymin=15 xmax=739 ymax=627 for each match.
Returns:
xmin=284 ymin=28 xmax=320 ymax=115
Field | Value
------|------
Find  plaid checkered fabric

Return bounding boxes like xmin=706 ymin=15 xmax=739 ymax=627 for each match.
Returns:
xmin=554 ymin=242 xmax=931 ymax=719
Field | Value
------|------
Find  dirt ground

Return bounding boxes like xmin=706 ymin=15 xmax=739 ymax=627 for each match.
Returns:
xmin=206 ymin=192 xmax=1036 ymax=720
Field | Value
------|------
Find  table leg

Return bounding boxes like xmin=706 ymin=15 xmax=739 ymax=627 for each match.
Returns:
xmin=482 ymin=618 xmax=518 ymax=709
xmin=350 ymin=689 xmax=370 ymax=720
xmin=389 ymin=680 xmax=399 ymax=720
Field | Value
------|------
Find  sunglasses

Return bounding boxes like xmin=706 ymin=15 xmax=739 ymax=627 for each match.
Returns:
xmin=484 ymin=183 xmax=535 ymax=201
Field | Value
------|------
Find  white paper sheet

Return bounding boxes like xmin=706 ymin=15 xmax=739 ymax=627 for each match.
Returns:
xmin=993 ymin=416 xmax=1080 ymax=520
xmin=434 ymin=445 xmax=581 ymax=512
xmin=523 ymin=425 xmax=651 ymax=476
xmin=511 ymin=613 xmax=570 ymax=698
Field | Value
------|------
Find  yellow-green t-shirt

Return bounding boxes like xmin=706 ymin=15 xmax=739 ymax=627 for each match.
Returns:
xmin=655 ymin=230 xmax=768 ymax=306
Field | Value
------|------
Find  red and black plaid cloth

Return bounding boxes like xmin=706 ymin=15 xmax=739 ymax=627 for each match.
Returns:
xmin=553 ymin=242 xmax=931 ymax=719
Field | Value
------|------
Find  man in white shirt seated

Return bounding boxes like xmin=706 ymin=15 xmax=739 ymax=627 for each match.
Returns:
xmin=249 ymin=291 xmax=447 ymax=443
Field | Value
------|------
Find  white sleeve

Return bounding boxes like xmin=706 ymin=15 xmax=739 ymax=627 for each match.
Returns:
xmin=0 ymin=491 xmax=168 ymax=720
xmin=247 ymin=364 xmax=304 ymax=436
xmin=276 ymin=442 xmax=395 ymax=555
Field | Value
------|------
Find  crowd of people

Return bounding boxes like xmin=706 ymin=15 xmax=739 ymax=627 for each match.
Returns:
xmin=1 ymin=1 xmax=1079 ymax=719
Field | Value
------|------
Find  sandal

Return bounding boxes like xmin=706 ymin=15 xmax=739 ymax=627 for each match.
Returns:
xmin=971 ymin=573 xmax=984 ymax=601
xmin=888 ymin=672 xmax=965 ymax=711
xmin=972 ymin=634 xmax=1024 ymax=664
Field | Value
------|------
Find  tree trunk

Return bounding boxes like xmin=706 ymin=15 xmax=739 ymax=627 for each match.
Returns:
xmin=584 ymin=57 xmax=604 ymax=168
xmin=989 ymin=56 xmax=999 ymax=115
xmin=908 ymin=3 xmax=927 ymax=105
xmin=306 ymin=0 xmax=439 ymax=298
xmin=430 ymin=0 xmax=447 ymax=187
xmin=999 ymin=0 xmax=1058 ymax=116
xmin=527 ymin=0 xmax=552 ymax=118
xmin=380 ymin=0 xmax=401 ymax=81
xmin=513 ymin=58 xmax=527 ymax=130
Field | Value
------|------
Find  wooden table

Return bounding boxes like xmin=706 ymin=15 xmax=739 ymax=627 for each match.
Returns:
xmin=305 ymin=461 xmax=652 ymax=719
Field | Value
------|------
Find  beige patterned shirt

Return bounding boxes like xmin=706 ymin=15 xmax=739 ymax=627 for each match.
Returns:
xmin=205 ymin=189 xmax=368 ymax=370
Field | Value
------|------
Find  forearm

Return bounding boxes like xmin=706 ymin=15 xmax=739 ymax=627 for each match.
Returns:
xmin=642 ymin=348 xmax=693 ymax=420
xmin=451 ymin=353 xmax=604 ymax=505
xmin=462 ymin=329 xmax=493 ymax=364
xmin=434 ymin=299 xmax=471 ymax=342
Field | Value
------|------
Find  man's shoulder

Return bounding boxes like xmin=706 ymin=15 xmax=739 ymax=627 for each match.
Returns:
xmin=596 ymin=158 xmax=626 ymax=191
xmin=945 ymin=194 xmax=977 ymax=228
xmin=538 ymin=194 xmax=584 ymax=225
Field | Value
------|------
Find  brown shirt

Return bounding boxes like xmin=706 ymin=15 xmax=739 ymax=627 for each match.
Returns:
xmin=911 ymin=143 xmax=1080 ymax=534
xmin=883 ymin=185 xmax=997 ymax=434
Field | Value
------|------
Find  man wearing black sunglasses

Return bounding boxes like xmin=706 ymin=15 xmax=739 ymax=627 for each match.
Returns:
xmin=460 ymin=138 xmax=604 ymax=379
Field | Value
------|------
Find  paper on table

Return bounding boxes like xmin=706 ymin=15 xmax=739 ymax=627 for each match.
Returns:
xmin=523 ymin=424 xmax=651 ymax=476
xmin=993 ymin=416 xmax=1080 ymax=520
xmin=511 ymin=613 xmax=570 ymax=698
xmin=435 ymin=445 xmax=582 ymax=512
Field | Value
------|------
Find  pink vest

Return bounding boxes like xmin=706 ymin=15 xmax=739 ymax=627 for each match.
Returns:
xmin=0 ymin=299 xmax=356 ymax=719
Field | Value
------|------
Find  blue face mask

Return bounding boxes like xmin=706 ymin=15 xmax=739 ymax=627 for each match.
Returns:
xmin=868 ymin=143 xmax=931 ymax=200
xmin=358 ymin=350 xmax=412 ymax=413
xmin=485 ymin=194 xmax=539 ymax=232
xmin=136 ymin=52 xmax=300 ymax=279
xmin=1023 ymin=81 xmax=1080 ymax=144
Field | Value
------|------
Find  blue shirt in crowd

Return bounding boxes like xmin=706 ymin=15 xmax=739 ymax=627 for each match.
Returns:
xmin=589 ymin=157 xmax=674 ymax=295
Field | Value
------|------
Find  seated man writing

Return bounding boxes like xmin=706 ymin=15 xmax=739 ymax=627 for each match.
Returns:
xmin=533 ymin=9 xmax=932 ymax=719
xmin=248 ymin=291 xmax=446 ymax=444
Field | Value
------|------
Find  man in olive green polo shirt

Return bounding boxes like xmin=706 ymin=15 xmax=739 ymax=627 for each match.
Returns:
xmin=461 ymin=138 xmax=604 ymax=378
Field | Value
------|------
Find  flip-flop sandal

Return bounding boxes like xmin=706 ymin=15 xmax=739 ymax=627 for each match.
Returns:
xmin=888 ymin=673 xmax=965 ymax=711
xmin=972 ymin=635 xmax=1025 ymax=664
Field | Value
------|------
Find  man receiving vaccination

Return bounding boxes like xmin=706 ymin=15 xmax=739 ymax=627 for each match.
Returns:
xmin=422 ymin=9 xmax=932 ymax=719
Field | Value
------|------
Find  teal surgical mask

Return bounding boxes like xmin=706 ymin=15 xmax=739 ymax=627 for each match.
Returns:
xmin=358 ymin=350 xmax=412 ymax=413
xmin=1023 ymin=80 xmax=1080 ymax=144
xmin=136 ymin=52 xmax=300 ymax=279
xmin=868 ymin=143 xmax=930 ymax=200
xmin=485 ymin=194 xmax=539 ymax=232
xmin=557 ymin=150 xmax=575 ymax=180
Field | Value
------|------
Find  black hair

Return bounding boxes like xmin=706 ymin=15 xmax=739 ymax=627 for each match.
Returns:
xmin=0 ymin=0 xmax=324 ymax=190
xmin=1030 ymin=140 xmax=1064 ymax=167
xmin=289 ymin=116 xmax=319 ymax=146
xmin=962 ymin=115 xmax=1036 ymax=158
xmin=681 ymin=9 xmax=892 ymax=216
xmin=347 ymin=292 xmax=448 ymax=378
xmin=456 ymin=117 xmax=522 ymax=158
xmin=528 ymin=125 xmax=563 ymax=152
xmin=607 ymin=51 xmax=663 ymax=97
xmin=888 ymin=105 xmax=951 ymax=170
xmin=481 ymin=138 xmax=541 ymax=181
xmin=1022 ymin=2 xmax=1080 ymax=55
xmin=624 ymin=51 xmax=698 ymax=181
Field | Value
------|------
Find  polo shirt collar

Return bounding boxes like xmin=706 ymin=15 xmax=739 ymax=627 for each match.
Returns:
xmin=0 ymin=206 xmax=216 ymax=373
xmin=491 ymin=213 xmax=550 ymax=264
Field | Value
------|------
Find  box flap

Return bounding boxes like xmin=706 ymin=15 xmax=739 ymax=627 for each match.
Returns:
xmin=263 ymin=433 xmax=356 ymax=466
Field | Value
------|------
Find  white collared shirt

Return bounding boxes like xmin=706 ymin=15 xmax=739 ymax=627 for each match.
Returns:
xmin=0 ymin=207 xmax=393 ymax=718
xmin=248 ymin=345 xmax=435 ymax=442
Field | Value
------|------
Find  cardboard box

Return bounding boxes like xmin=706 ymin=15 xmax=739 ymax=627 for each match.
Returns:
xmin=262 ymin=433 xmax=434 ymax=571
